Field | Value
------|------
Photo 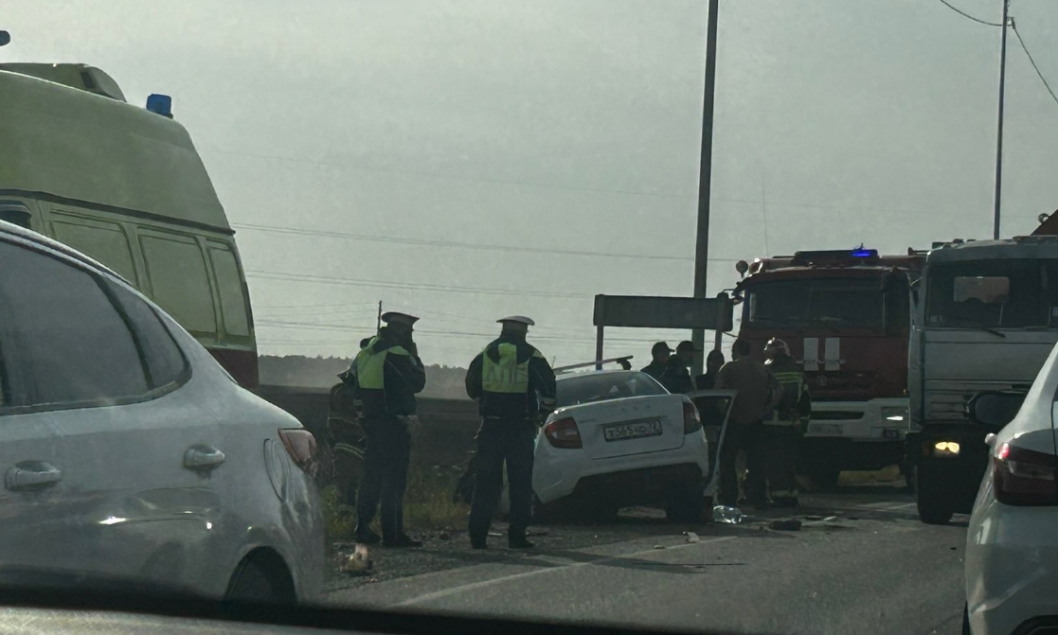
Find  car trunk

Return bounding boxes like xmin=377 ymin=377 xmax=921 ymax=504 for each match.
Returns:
xmin=560 ymin=394 xmax=686 ymax=459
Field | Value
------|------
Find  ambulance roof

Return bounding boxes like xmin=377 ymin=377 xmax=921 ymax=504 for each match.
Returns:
xmin=0 ymin=67 xmax=229 ymax=232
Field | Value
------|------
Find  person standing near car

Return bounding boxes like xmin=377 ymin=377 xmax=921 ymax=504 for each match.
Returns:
xmin=641 ymin=342 xmax=672 ymax=381
xmin=465 ymin=316 xmax=557 ymax=550
xmin=714 ymin=339 xmax=782 ymax=508
xmin=349 ymin=312 xmax=426 ymax=548
xmin=657 ymin=340 xmax=697 ymax=394
xmin=694 ymin=349 xmax=726 ymax=390
xmin=763 ymin=338 xmax=811 ymax=507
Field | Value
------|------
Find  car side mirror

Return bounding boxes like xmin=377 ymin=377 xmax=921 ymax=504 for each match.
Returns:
xmin=967 ymin=391 xmax=1026 ymax=429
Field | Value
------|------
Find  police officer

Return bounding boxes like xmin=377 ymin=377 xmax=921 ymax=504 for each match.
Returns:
xmin=347 ymin=312 xmax=426 ymax=548
xmin=763 ymin=338 xmax=811 ymax=507
xmin=465 ymin=316 xmax=557 ymax=549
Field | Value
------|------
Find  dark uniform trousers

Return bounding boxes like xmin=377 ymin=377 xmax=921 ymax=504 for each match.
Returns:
xmin=468 ymin=418 xmax=536 ymax=543
xmin=718 ymin=422 xmax=766 ymax=507
xmin=356 ymin=417 xmax=412 ymax=540
xmin=762 ymin=424 xmax=799 ymax=503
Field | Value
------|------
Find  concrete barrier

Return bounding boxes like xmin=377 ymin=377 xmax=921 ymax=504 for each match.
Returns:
xmin=258 ymin=385 xmax=483 ymax=468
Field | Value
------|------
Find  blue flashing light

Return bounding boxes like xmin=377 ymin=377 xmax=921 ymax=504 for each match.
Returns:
xmin=146 ymin=93 xmax=173 ymax=118
xmin=851 ymin=248 xmax=877 ymax=258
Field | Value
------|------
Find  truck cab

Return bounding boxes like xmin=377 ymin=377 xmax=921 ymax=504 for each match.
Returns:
xmin=735 ymin=248 xmax=923 ymax=486
xmin=908 ymin=237 xmax=1058 ymax=524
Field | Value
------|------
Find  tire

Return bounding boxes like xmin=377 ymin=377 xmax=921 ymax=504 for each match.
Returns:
xmin=666 ymin=485 xmax=705 ymax=524
xmin=916 ymin=468 xmax=954 ymax=525
xmin=226 ymin=550 xmax=297 ymax=604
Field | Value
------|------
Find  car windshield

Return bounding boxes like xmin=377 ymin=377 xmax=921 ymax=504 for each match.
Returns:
xmin=927 ymin=260 xmax=1058 ymax=328
xmin=6 ymin=1 xmax=1051 ymax=633
xmin=744 ymin=277 xmax=884 ymax=328
xmin=556 ymin=371 xmax=667 ymax=407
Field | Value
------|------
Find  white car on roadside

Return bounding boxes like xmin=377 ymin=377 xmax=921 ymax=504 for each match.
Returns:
xmin=528 ymin=370 xmax=731 ymax=523
xmin=964 ymin=340 xmax=1058 ymax=635
xmin=0 ymin=221 xmax=324 ymax=603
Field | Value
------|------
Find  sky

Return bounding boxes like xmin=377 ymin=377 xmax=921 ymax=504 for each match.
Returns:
xmin=5 ymin=0 xmax=1058 ymax=367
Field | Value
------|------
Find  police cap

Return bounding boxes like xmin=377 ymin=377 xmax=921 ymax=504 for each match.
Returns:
xmin=498 ymin=315 xmax=535 ymax=332
xmin=381 ymin=312 xmax=419 ymax=328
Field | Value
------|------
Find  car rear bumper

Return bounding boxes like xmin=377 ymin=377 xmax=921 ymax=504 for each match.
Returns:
xmin=966 ymin=487 xmax=1058 ymax=635
xmin=533 ymin=434 xmax=709 ymax=505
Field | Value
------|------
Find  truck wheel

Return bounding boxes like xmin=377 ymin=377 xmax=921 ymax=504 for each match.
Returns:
xmin=916 ymin=468 xmax=954 ymax=525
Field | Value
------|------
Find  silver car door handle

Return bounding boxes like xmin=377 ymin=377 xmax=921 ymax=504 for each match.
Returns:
xmin=6 ymin=462 xmax=63 ymax=491
xmin=184 ymin=445 xmax=226 ymax=471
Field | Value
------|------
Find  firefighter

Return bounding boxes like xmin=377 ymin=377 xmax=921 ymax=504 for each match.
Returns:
xmin=763 ymin=337 xmax=811 ymax=507
xmin=348 ymin=312 xmax=426 ymax=548
xmin=465 ymin=316 xmax=557 ymax=549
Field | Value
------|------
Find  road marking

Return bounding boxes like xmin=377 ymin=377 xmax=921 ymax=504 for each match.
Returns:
xmin=393 ymin=535 xmax=737 ymax=608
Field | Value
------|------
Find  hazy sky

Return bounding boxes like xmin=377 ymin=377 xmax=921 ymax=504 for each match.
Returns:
xmin=6 ymin=0 xmax=1058 ymax=366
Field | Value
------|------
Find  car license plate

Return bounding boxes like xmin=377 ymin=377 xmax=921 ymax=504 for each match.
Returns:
xmin=604 ymin=420 xmax=662 ymax=442
xmin=809 ymin=423 xmax=843 ymax=437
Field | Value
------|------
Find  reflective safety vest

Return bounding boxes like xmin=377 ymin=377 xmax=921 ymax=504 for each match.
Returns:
xmin=482 ymin=342 xmax=531 ymax=395
xmin=355 ymin=337 xmax=412 ymax=393
xmin=766 ymin=361 xmax=808 ymax=427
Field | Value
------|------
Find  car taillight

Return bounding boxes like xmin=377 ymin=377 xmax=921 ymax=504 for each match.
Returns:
xmin=543 ymin=417 xmax=582 ymax=449
xmin=278 ymin=429 xmax=319 ymax=476
xmin=994 ymin=442 xmax=1058 ymax=506
xmin=683 ymin=402 xmax=702 ymax=433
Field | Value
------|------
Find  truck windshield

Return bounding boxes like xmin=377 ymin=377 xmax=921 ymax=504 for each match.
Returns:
xmin=926 ymin=260 xmax=1058 ymax=328
xmin=743 ymin=277 xmax=883 ymax=328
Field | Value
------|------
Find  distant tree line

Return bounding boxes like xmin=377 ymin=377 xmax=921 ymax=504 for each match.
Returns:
xmin=259 ymin=355 xmax=470 ymax=400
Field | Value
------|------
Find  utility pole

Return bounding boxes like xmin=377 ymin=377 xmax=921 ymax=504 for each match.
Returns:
xmin=993 ymin=0 xmax=1010 ymax=240
xmin=376 ymin=301 xmax=382 ymax=334
xmin=691 ymin=0 xmax=721 ymax=376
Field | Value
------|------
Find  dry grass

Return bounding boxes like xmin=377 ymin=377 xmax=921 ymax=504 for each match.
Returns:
xmin=321 ymin=463 xmax=468 ymax=539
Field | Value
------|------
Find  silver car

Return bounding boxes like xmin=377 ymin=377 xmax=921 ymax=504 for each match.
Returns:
xmin=0 ymin=221 xmax=324 ymax=602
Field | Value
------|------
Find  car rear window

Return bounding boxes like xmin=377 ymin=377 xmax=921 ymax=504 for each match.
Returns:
xmin=556 ymin=372 xmax=667 ymax=408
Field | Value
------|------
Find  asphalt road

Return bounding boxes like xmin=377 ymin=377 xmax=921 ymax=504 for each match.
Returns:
xmin=324 ymin=484 xmax=967 ymax=635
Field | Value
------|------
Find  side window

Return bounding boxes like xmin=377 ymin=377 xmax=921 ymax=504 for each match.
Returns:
xmin=51 ymin=214 xmax=137 ymax=283
xmin=140 ymin=233 xmax=217 ymax=334
xmin=0 ymin=241 xmax=149 ymax=407
xmin=209 ymin=245 xmax=251 ymax=337
xmin=107 ymin=282 xmax=188 ymax=389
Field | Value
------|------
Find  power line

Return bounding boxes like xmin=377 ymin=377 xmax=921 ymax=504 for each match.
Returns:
xmin=233 ymin=222 xmax=722 ymax=263
xmin=1012 ymin=22 xmax=1058 ymax=110
xmin=246 ymin=270 xmax=597 ymax=300
xmin=934 ymin=0 xmax=1002 ymax=26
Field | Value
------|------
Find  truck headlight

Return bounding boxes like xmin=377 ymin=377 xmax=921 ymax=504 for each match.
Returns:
xmin=881 ymin=406 xmax=908 ymax=422
xmin=934 ymin=441 xmax=961 ymax=456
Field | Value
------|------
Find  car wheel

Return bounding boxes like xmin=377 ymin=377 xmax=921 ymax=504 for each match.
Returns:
xmin=916 ymin=469 xmax=954 ymax=525
xmin=666 ymin=485 xmax=705 ymax=524
xmin=226 ymin=549 xmax=297 ymax=604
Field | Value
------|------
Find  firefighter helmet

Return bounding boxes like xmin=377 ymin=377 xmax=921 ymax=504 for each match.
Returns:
xmin=764 ymin=338 xmax=790 ymax=356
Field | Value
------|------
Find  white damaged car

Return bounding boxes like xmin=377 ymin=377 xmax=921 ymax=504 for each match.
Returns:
xmin=524 ymin=370 xmax=733 ymax=523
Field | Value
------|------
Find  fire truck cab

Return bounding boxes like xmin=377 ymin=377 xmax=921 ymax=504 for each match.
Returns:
xmin=734 ymin=248 xmax=924 ymax=487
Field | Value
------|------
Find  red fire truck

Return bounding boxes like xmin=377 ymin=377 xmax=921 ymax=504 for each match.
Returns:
xmin=732 ymin=248 xmax=924 ymax=487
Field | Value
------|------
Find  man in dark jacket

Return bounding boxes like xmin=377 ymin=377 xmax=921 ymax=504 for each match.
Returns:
xmin=657 ymin=340 xmax=697 ymax=394
xmin=465 ymin=316 xmax=557 ymax=549
xmin=641 ymin=342 xmax=672 ymax=381
xmin=694 ymin=350 xmax=726 ymax=390
xmin=763 ymin=338 xmax=811 ymax=507
xmin=346 ymin=312 xmax=426 ymax=548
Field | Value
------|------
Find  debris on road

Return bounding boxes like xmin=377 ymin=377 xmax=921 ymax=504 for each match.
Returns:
xmin=712 ymin=505 xmax=745 ymax=524
xmin=341 ymin=545 xmax=374 ymax=575
xmin=439 ymin=532 xmax=451 ymax=541
xmin=768 ymin=519 xmax=803 ymax=531
xmin=684 ymin=531 xmax=700 ymax=543
xmin=654 ymin=545 xmax=666 ymax=549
